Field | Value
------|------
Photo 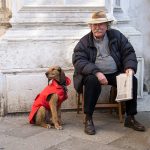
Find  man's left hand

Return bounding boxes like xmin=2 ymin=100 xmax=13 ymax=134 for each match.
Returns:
xmin=125 ymin=68 xmax=135 ymax=75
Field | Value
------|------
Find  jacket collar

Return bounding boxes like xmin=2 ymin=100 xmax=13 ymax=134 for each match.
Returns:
xmin=50 ymin=80 xmax=62 ymax=89
xmin=106 ymin=29 xmax=117 ymax=44
xmin=88 ymin=31 xmax=96 ymax=48
xmin=88 ymin=29 xmax=117 ymax=48
xmin=50 ymin=77 xmax=71 ymax=89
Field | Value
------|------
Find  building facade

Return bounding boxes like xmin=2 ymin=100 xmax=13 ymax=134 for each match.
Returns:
xmin=0 ymin=0 xmax=149 ymax=115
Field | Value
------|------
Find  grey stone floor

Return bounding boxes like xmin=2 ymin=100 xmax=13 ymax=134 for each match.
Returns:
xmin=0 ymin=111 xmax=150 ymax=150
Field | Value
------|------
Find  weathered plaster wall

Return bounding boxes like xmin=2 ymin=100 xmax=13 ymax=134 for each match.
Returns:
xmin=0 ymin=0 xmax=149 ymax=115
xmin=0 ymin=0 xmax=113 ymax=115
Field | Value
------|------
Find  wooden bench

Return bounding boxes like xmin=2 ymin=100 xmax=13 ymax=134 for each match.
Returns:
xmin=76 ymin=85 xmax=123 ymax=123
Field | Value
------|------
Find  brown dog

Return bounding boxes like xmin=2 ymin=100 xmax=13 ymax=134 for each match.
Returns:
xmin=28 ymin=66 xmax=71 ymax=130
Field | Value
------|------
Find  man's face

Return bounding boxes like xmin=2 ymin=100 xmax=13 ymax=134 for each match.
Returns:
xmin=90 ymin=23 xmax=108 ymax=39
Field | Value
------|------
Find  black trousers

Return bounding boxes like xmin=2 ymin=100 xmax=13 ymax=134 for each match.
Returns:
xmin=83 ymin=72 xmax=137 ymax=116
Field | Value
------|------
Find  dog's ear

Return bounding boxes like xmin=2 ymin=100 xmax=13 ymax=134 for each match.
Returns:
xmin=59 ymin=69 xmax=66 ymax=85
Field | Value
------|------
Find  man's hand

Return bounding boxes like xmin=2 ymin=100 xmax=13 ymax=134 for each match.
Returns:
xmin=95 ymin=72 xmax=108 ymax=85
xmin=125 ymin=68 xmax=135 ymax=76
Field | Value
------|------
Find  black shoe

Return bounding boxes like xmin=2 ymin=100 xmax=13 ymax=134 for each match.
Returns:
xmin=124 ymin=115 xmax=145 ymax=132
xmin=84 ymin=118 xmax=96 ymax=135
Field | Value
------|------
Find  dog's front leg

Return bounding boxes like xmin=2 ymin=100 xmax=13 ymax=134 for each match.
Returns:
xmin=57 ymin=106 xmax=64 ymax=125
xmin=49 ymin=94 xmax=63 ymax=130
xmin=35 ymin=106 xmax=51 ymax=129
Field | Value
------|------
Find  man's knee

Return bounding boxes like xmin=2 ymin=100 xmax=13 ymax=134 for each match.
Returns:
xmin=84 ymin=74 xmax=99 ymax=85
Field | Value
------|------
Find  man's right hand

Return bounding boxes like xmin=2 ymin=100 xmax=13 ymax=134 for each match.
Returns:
xmin=95 ymin=72 xmax=108 ymax=85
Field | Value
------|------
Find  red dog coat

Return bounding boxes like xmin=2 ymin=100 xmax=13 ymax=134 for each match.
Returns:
xmin=28 ymin=77 xmax=71 ymax=124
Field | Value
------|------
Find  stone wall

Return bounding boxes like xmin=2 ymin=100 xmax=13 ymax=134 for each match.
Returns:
xmin=0 ymin=0 xmax=148 ymax=115
xmin=0 ymin=0 xmax=115 ymax=115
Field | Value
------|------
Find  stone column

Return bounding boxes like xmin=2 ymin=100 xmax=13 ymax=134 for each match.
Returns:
xmin=0 ymin=0 xmax=11 ymax=37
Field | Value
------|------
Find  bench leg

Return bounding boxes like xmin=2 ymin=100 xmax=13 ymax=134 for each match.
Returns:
xmin=77 ymin=93 xmax=80 ymax=114
xmin=118 ymin=102 xmax=123 ymax=123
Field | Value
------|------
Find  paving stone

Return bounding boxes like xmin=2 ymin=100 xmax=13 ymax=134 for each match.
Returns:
xmin=109 ymin=128 xmax=150 ymax=150
xmin=46 ymin=147 xmax=60 ymax=150
xmin=46 ymin=137 xmax=125 ymax=150
xmin=0 ymin=112 xmax=149 ymax=150
xmin=1 ymin=130 xmax=70 ymax=150
xmin=3 ymin=124 xmax=45 ymax=138
xmin=0 ymin=134 xmax=21 ymax=147
xmin=60 ymin=112 xmax=127 ymax=144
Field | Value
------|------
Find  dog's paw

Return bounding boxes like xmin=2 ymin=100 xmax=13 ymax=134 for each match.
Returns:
xmin=58 ymin=120 xmax=65 ymax=125
xmin=46 ymin=124 xmax=51 ymax=129
xmin=55 ymin=125 xmax=63 ymax=130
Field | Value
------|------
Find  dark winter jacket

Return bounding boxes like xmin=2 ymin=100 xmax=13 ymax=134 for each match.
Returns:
xmin=72 ymin=29 xmax=137 ymax=93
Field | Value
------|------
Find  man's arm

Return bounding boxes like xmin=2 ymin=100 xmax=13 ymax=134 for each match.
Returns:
xmin=72 ymin=40 xmax=100 ymax=75
xmin=119 ymin=32 xmax=138 ymax=74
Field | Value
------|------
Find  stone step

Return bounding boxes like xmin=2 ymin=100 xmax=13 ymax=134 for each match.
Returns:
xmin=10 ymin=5 xmax=115 ymax=27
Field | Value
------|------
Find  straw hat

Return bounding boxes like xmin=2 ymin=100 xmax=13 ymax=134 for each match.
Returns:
xmin=87 ymin=11 xmax=113 ymax=24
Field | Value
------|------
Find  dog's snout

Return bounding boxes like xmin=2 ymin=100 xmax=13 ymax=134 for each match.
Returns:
xmin=45 ymin=72 xmax=48 ymax=76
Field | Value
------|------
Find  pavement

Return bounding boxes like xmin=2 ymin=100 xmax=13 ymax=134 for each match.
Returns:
xmin=0 ymin=111 xmax=150 ymax=150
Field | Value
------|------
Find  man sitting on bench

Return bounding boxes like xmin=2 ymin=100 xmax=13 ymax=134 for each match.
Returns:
xmin=72 ymin=10 xmax=145 ymax=135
